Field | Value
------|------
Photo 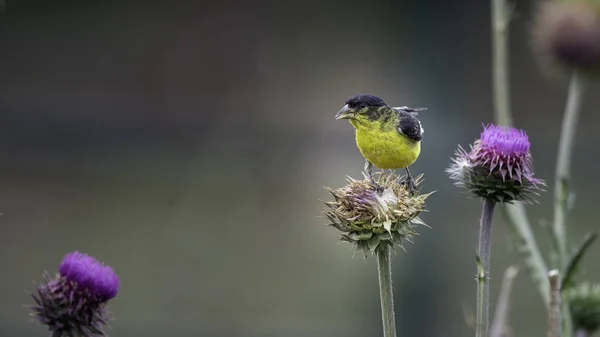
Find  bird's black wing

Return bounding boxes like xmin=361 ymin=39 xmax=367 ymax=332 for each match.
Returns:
xmin=395 ymin=107 xmax=424 ymax=141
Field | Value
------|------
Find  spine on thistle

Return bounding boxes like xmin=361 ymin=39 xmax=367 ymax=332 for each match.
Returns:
xmin=30 ymin=251 xmax=120 ymax=337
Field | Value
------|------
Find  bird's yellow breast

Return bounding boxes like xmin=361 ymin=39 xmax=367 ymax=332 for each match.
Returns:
xmin=352 ymin=120 xmax=421 ymax=169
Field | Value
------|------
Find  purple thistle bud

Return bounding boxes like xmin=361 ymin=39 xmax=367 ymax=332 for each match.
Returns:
xmin=447 ymin=124 xmax=545 ymax=203
xmin=31 ymin=251 xmax=119 ymax=337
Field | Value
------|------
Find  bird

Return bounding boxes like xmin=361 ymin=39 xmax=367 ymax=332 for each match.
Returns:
xmin=335 ymin=94 xmax=425 ymax=192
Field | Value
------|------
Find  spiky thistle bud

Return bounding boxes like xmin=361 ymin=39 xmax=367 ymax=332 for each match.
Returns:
xmin=533 ymin=0 xmax=600 ymax=75
xmin=323 ymin=171 xmax=432 ymax=255
xmin=446 ymin=124 xmax=545 ymax=203
xmin=564 ymin=283 xmax=600 ymax=334
xmin=31 ymin=251 xmax=120 ymax=337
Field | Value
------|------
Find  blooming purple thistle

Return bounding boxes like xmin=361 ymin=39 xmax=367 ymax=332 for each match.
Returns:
xmin=59 ymin=251 xmax=119 ymax=302
xmin=475 ymin=124 xmax=532 ymax=181
xmin=447 ymin=124 xmax=545 ymax=203
xmin=31 ymin=251 xmax=119 ymax=337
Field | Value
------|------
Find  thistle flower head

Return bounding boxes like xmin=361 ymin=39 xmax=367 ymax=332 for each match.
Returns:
xmin=31 ymin=251 xmax=119 ymax=337
xmin=564 ymin=282 xmax=600 ymax=334
xmin=59 ymin=251 xmax=119 ymax=302
xmin=533 ymin=0 xmax=600 ymax=75
xmin=323 ymin=172 xmax=432 ymax=255
xmin=447 ymin=124 xmax=545 ymax=203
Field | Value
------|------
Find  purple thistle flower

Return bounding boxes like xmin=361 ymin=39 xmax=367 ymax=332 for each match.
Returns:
xmin=31 ymin=251 xmax=119 ymax=337
xmin=59 ymin=251 xmax=119 ymax=302
xmin=447 ymin=124 xmax=545 ymax=203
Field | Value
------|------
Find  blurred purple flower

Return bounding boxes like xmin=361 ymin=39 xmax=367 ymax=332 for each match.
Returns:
xmin=31 ymin=251 xmax=119 ymax=337
xmin=533 ymin=0 xmax=600 ymax=74
xmin=447 ymin=124 xmax=545 ymax=203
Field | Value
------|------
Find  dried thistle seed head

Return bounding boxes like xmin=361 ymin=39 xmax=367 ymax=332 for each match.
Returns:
xmin=323 ymin=171 xmax=432 ymax=255
xmin=446 ymin=124 xmax=545 ymax=203
xmin=533 ymin=0 xmax=600 ymax=75
xmin=565 ymin=283 xmax=600 ymax=334
xmin=31 ymin=251 xmax=119 ymax=337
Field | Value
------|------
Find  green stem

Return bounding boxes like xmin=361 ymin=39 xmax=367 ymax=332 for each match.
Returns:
xmin=553 ymin=71 xmax=585 ymax=337
xmin=503 ymin=204 xmax=550 ymax=307
xmin=491 ymin=0 xmax=512 ymax=127
xmin=553 ymin=71 xmax=585 ymax=270
xmin=377 ymin=244 xmax=397 ymax=337
xmin=490 ymin=266 xmax=519 ymax=337
xmin=477 ymin=198 xmax=496 ymax=337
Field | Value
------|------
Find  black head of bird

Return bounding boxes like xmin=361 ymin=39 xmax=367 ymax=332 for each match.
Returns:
xmin=335 ymin=94 xmax=388 ymax=120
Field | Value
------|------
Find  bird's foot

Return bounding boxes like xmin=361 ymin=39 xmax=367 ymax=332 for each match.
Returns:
xmin=368 ymin=175 xmax=384 ymax=195
xmin=401 ymin=176 xmax=417 ymax=195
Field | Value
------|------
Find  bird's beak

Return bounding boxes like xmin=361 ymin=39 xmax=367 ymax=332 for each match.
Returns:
xmin=335 ymin=104 xmax=355 ymax=120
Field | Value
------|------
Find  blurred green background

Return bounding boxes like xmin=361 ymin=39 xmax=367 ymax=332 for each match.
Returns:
xmin=1 ymin=1 xmax=599 ymax=336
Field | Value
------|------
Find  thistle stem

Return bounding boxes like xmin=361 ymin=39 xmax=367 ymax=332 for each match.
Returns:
xmin=490 ymin=266 xmax=519 ymax=337
xmin=377 ymin=244 xmax=397 ymax=337
xmin=491 ymin=0 xmax=512 ymax=127
xmin=553 ymin=71 xmax=585 ymax=269
xmin=477 ymin=198 xmax=496 ymax=337
xmin=548 ymin=270 xmax=562 ymax=337
xmin=502 ymin=204 xmax=550 ymax=307
xmin=553 ymin=71 xmax=585 ymax=337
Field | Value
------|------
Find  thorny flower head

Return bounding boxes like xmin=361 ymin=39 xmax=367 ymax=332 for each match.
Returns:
xmin=446 ymin=124 xmax=545 ymax=203
xmin=533 ymin=0 xmax=600 ymax=75
xmin=323 ymin=171 xmax=432 ymax=255
xmin=565 ymin=282 xmax=600 ymax=334
xmin=31 ymin=251 xmax=119 ymax=337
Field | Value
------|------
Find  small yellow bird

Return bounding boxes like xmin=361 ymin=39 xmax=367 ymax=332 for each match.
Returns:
xmin=335 ymin=94 xmax=425 ymax=191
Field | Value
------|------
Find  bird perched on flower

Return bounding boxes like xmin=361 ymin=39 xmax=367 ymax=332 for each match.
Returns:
xmin=335 ymin=94 xmax=425 ymax=191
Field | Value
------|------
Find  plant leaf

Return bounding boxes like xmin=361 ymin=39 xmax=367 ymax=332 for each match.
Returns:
xmin=562 ymin=231 xmax=598 ymax=291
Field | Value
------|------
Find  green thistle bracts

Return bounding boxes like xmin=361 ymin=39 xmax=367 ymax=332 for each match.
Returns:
xmin=564 ymin=283 xmax=600 ymax=334
xmin=324 ymin=172 xmax=432 ymax=255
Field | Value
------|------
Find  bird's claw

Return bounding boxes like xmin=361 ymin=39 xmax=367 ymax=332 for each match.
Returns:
xmin=368 ymin=176 xmax=384 ymax=195
xmin=402 ymin=176 xmax=417 ymax=195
